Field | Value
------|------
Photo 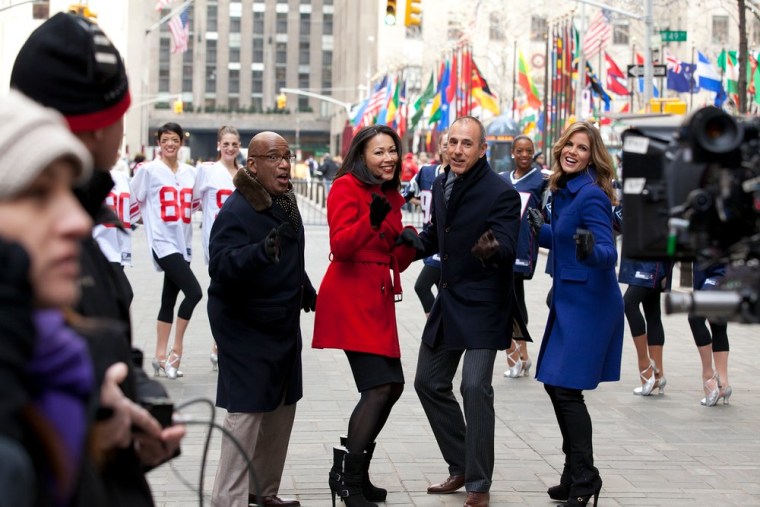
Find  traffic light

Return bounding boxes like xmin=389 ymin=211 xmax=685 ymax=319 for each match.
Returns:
xmin=173 ymin=98 xmax=183 ymax=114
xmin=385 ymin=0 xmax=397 ymax=25
xmin=68 ymin=3 xmax=97 ymax=20
xmin=404 ymin=0 xmax=421 ymax=27
xmin=276 ymin=93 xmax=287 ymax=110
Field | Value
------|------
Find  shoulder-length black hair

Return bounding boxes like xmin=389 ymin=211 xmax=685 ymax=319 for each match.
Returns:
xmin=336 ymin=125 xmax=402 ymax=190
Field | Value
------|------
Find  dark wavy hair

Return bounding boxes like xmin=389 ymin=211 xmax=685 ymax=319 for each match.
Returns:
xmin=337 ymin=125 xmax=402 ymax=190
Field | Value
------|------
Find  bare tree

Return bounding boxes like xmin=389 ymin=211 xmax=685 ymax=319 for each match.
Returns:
xmin=739 ymin=0 xmax=748 ymax=113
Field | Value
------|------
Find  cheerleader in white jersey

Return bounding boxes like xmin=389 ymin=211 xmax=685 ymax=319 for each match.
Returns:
xmin=93 ymin=167 xmax=134 ymax=303
xmin=192 ymin=125 xmax=240 ymax=369
xmin=131 ymin=122 xmax=201 ymax=379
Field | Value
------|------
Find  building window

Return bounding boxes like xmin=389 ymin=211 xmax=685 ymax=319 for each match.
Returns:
xmin=322 ymin=50 xmax=332 ymax=95
xmin=206 ymin=40 xmax=217 ymax=92
xmin=323 ymin=12 xmax=333 ymax=35
xmin=253 ymin=38 xmax=264 ymax=62
xmin=712 ymin=15 xmax=728 ymax=44
xmin=489 ymin=12 xmax=503 ymax=41
xmin=207 ymin=4 xmax=218 ymax=32
xmin=33 ymin=0 xmax=49 ymax=19
xmin=158 ymin=38 xmax=170 ymax=93
xmin=300 ymin=13 xmax=311 ymax=37
xmin=182 ymin=41 xmax=193 ymax=92
xmin=229 ymin=69 xmax=240 ymax=94
xmin=323 ymin=0 xmax=332 ymax=5
xmin=252 ymin=96 xmax=263 ymax=111
xmin=230 ymin=17 xmax=241 ymax=32
xmin=253 ymin=11 xmax=264 ymax=34
xmin=229 ymin=33 xmax=241 ymax=62
xmin=530 ymin=16 xmax=547 ymax=42
xmin=447 ymin=21 xmax=463 ymax=42
xmin=252 ymin=70 xmax=263 ymax=93
xmin=299 ymin=73 xmax=310 ymax=110
xmin=276 ymin=42 xmax=287 ymax=64
xmin=229 ymin=96 xmax=239 ymax=111
xmin=276 ymin=12 xmax=288 ymax=33
xmin=613 ymin=22 xmax=629 ymax=45
xmin=299 ymin=42 xmax=310 ymax=65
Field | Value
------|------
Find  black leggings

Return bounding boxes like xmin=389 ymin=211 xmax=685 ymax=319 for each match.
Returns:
xmin=688 ymin=316 xmax=729 ymax=352
xmin=514 ymin=274 xmax=528 ymax=325
xmin=346 ymin=383 xmax=404 ymax=453
xmin=153 ymin=252 xmax=202 ymax=323
xmin=414 ymin=264 xmax=440 ymax=313
xmin=623 ymin=285 xmax=664 ymax=346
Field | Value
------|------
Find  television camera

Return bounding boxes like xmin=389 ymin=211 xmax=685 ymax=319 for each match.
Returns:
xmin=620 ymin=106 xmax=760 ymax=323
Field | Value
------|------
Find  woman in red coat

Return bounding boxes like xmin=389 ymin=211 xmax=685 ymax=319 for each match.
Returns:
xmin=313 ymin=125 xmax=420 ymax=506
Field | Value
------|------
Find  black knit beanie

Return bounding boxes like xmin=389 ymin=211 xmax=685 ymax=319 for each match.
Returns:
xmin=10 ymin=12 xmax=131 ymax=133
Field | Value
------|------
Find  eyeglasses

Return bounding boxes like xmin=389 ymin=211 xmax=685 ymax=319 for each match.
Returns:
xmin=251 ymin=154 xmax=296 ymax=165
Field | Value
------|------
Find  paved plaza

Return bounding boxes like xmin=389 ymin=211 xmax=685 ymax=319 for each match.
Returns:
xmin=126 ymin=206 xmax=760 ymax=506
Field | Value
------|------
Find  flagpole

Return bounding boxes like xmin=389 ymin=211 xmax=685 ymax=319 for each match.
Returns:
xmin=575 ymin=3 xmax=587 ymax=118
xmin=630 ymin=42 xmax=635 ymax=112
xmin=689 ymin=44 xmax=695 ymax=112
xmin=145 ymin=0 xmax=193 ymax=35
xmin=597 ymin=41 xmax=602 ymax=116
xmin=542 ymin=28 xmax=550 ymax=157
xmin=512 ymin=39 xmax=517 ymax=120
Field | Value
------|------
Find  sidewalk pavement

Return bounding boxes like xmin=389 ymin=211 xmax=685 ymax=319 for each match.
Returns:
xmin=126 ymin=220 xmax=760 ymax=506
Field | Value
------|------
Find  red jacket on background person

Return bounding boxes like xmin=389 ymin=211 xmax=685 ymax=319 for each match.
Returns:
xmin=312 ymin=173 xmax=417 ymax=357
xmin=400 ymin=153 xmax=419 ymax=183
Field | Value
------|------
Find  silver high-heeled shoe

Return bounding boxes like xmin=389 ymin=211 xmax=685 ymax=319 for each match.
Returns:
xmin=151 ymin=357 xmax=165 ymax=377
xmin=210 ymin=352 xmax=219 ymax=371
xmin=633 ymin=359 xmax=657 ymax=396
xmin=504 ymin=343 xmax=523 ymax=378
xmin=522 ymin=358 xmax=533 ymax=377
xmin=701 ymin=373 xmax=720 ymax=406
xmin=718 ymin=385 xmax=732 ymax=405
xmin=165 ymin=349 xmax=184 ymax=379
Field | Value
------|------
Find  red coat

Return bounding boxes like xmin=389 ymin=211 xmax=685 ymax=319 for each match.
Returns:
xmin=312 ymin=173 xmax=417 ymax=357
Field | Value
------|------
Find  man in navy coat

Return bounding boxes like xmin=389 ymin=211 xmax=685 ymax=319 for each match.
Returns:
xmin=208 ymin=132 xmax=316 ymax=507
xmin=414 ymin=116 xmax=521 ymax=507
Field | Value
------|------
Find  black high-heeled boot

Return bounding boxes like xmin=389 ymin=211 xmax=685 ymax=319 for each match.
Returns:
xmin=547 ymin=464 xmax=571 ymax=500
xmin=340 ymin=436 xmax=387 ymax=502
xmin=328 ymin=446 xmax=377 ymax=507
xmin=558 ymin=477 xmax=602 ymax=507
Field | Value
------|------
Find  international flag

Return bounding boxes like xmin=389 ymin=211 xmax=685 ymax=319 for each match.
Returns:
xmin=717 ymin=50 xmax=740 ymax=107
xmin=635 ymin=52 xmax=660 ymax=97
xmin=471 ymin=61 xmax=500 ymax=114
xmin=585 ymin=61 xmax=611 ymax=111
xmin=695 ymin=51 xmax=726 ymax=106
xmin=518 ymin=50 xmax=542 ymax=109
xmin=665 ymin=52 xmax=698 ymax=93
xmin=428 ymin=60 xmax=446 ymax=125
xmin=168 ymin=7 xmax=190 ymax=54
xmin=410 ymin=71 xmax=435 ymax=130
xmin=385 ymin=76 xmax=400 ymax=125
xmin=582 ymin=9 xmax=612 ymax=60
xmin=604 ymin=52 xmax=629 ymax=96
xmin=438 ymin=60 xmax=451 ymax=130
xmin=398 ymin=80 xmax=407 ymax=137
xmin=376 ymin=78 xmax=394 ymax=128
xmin=155 ymin=0 xmax=175 ymax=11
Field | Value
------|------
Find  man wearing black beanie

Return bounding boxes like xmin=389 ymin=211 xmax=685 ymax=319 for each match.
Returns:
xmin=11 ymin=12 xmax=184 ymax=506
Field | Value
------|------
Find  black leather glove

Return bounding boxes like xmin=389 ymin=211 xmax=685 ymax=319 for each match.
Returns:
xmin=369 ymin=193 xmax=392 ymax=229
xmin=471 ymin=229 xmax=500 ymax=262
xmin=264 ymin=223 xmax=289 ymax=263
xmin=526 ymin=207 xmax=544 ymax=237
xmin=302 ymin=292 xmax=317 ymax=312
xmin=394 ymin=228 xmax=424 ymax=252
xmin=574 ymin=228 xmax=595 ymax=260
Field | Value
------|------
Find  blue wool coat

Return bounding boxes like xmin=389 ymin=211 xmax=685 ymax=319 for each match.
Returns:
xmin=535 ymin=170 xmax=624 ymax=390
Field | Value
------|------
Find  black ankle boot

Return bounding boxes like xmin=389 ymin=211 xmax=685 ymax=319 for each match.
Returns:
xmin=558 ymin=477 xmax=602 ymax=507
xmin=547 ymin=482 xmax=571 ymax=501
xmin=328 ymin=446 xmax=378 ymax=507
xmin=340 ymin=436 xmax=387 ymax=502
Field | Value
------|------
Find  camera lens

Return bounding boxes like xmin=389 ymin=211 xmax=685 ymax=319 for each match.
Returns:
xmin=691 ymin=107 xmax=743 ymax=156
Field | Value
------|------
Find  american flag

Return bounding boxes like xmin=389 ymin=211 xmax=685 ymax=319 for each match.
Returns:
xmin=155 ymin=0 xmax=175 ymax=11
xmin=582 ymin=9 xmax=612 ymax=60
xmin=169 ymin=7 xmax=190 ymax=54
xmin=360 ymin=79 xmax=388 ymax=127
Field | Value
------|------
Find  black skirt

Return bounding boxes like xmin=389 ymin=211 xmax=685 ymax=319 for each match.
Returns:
xmin=345 ymin=351 xmax=404 ymax=392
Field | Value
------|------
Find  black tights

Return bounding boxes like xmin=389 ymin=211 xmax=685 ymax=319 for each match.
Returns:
xmin=623 ymin=285 xmax=664 ymax=345
xmin=346 ymin=383 xmax=404 ymax=454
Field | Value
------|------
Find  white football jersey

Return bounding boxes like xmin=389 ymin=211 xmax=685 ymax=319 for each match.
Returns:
xmin=130 ymin=159 xmax=197 ymax=270
xmin=192 ymin=161 xmax=235 ymax=264
xmin=93 ymin=170 xmax=133 ymax=265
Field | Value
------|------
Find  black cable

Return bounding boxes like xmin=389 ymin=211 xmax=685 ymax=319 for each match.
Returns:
xmin=175 ymin=397 xmax=216 ymax=507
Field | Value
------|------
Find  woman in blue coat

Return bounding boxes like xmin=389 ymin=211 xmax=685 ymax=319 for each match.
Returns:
xmin=528 ymin=121 xmax=624 ymax=507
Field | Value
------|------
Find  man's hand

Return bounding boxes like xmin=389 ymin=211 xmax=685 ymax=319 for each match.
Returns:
xmin=394 ymin=228 xmax=424 ymax=252
xmin=369 ymin=193 xmax=392 ymax=229
xmin=133 ymin=423 xmax=186 ymax=468
xmin=526 ymin=207 xmax=544 ymax=237
xmin=574 ymin=228 xmax=595 ymax=260
xmin=92 ymin=363 xmax=146 ymax=454
xmin=302 ymin=291 xmax=317 ymax=313
xmin=471 ymin=229 xmax=500 ymax=262
xmin=264 ymin=223 xmax=290 ymax=263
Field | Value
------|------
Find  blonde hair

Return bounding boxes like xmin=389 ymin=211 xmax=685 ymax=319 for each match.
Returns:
xmin=549 ymin=121 xmax=616 ymax=203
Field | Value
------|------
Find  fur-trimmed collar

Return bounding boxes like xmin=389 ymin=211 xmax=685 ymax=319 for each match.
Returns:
xmin=232 ymin=168 xmax=287 ymax=212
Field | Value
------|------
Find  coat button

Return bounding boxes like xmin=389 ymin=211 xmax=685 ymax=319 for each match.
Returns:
xmin=443 ymin=254 xmax=449 ymax=261
xmin=444 ymin=226 xmax=451 ymax=233
xmin=442 ymin=282 xmax=448 ymax=288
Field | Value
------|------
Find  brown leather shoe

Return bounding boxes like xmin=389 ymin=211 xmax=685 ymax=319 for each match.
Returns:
xmin=427 ymin=474 xmax=465 ymax=494
xmin=463 ymin=491 xmax=490 ymax=507
xmin=248 ymin=494 xmax=301 ymax=506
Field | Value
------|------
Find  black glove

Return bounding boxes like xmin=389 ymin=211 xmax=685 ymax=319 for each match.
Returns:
xmin=526 ymin=207 xmax=544 ymax=237
xmin=394 ymin=228 xmax=424 ymax=252
xmin=574 ymin=228 xmax=595 ymax=260
xmin=264 ymin=223 xmax=290 ymax=263
xmin=302 ymin=292 xmax=317 ymax=312
xmin=369 ymin=193 xmax=392 ymax=229
xmin=471 ymin=229 xmax=500 ymax=262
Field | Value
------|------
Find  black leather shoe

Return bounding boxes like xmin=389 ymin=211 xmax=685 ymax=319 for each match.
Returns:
xmin=427 ymin=474 xmax=465 ymax=494
xmin=248 ymin=494 xmax=301 ymax=506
